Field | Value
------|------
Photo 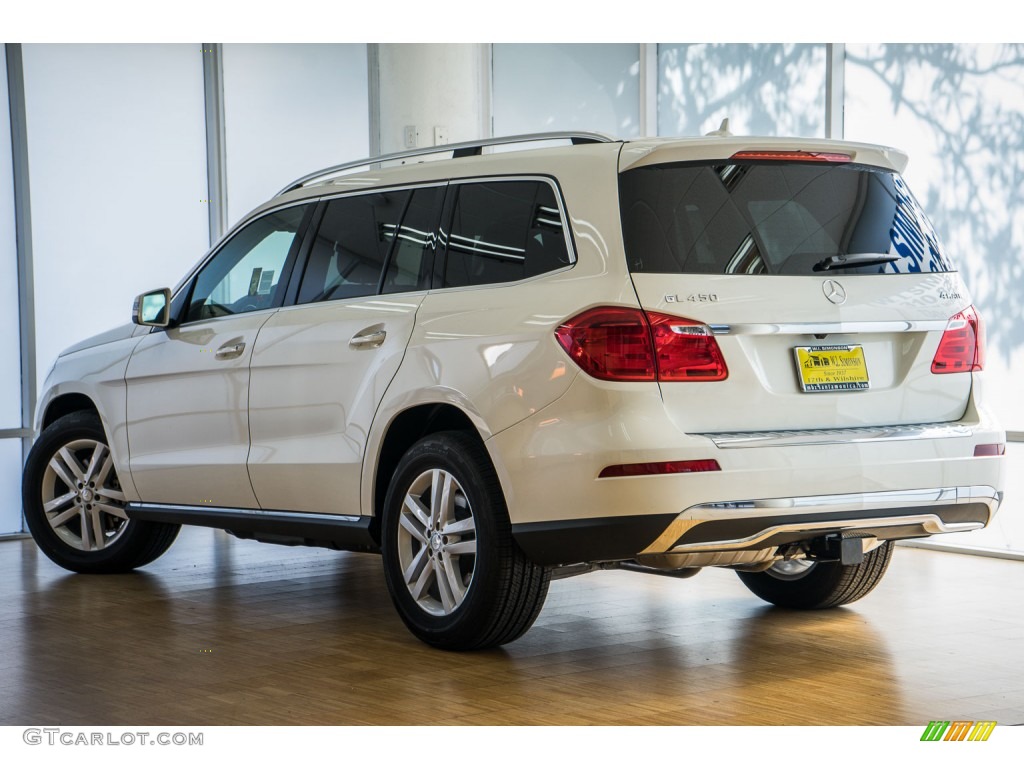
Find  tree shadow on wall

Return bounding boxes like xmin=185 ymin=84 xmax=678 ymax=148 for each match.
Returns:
xmin=845 ymin=44 xmax=1024 ymax=361
xmin=659 ymin=43 xmax=827 ymax=139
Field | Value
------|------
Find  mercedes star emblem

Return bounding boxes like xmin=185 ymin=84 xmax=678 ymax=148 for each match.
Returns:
xmin=822 ymin=279 xmax=847 ymax=305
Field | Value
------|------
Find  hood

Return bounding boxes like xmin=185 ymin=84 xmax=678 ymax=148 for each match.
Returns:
xmin=60 ymin=323 xmax=142 ymax=357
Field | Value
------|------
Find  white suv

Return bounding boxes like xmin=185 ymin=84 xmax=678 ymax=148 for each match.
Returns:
xmin=22 ymin=131 xmax=1006 ymax=650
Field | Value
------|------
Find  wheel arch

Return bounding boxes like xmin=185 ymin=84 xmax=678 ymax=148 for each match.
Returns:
xmin=369 ymin=403 xmax=493 ymax=545
xmin=42 ymin=392 xmax=101 ymax=430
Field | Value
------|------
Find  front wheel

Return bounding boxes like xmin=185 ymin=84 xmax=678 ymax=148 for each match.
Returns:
xmin=736 ymin=541 xmax=894 ymax=609
xmin=22 ymin=411 xmax=180 ymax=574
xmin=381 ymin=431 xmax=549 ymax=650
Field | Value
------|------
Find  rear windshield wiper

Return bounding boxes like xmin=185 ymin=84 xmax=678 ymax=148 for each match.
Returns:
xmin=813 ymin=254 xmax=900 ymax=272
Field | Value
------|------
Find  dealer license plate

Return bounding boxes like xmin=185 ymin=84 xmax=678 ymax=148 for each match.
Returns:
xmin=794 ymin=345 xmax=870 ymax=392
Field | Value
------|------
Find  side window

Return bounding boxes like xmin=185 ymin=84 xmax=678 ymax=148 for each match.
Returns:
xmin=297 ymin=190 xmax=409 ymax=304
xmin=443 ymin=180 xmax=571 ymax=289
xmin=186 ymin=205 xmax=309 ymax=323
xmin=382 ymin=186 xmax=443 ymax=294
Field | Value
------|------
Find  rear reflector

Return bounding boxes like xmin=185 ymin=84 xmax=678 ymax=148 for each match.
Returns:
xmin=974 ymin=443 xmax=1005 ymax=457
xmin=599 ymin=459 xmax=721 ymax=478
xmin=931 ymin=305 xmax=985 ymax=374
xmin=729 ymin=150 xmax=852 ymax=163
xmin=555 ymin=307 xmax=728 ymax=382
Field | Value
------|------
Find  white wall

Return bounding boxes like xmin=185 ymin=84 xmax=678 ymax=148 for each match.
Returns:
xmin=222 ymin=44 xmax=369 ymax=226
xmin=493 ymin=44 xmax=640 ymax=138
xmin=378 ymin=44 xmax=489 ymax=154
xmin=21 ymin=44 xmax=210 ymax=393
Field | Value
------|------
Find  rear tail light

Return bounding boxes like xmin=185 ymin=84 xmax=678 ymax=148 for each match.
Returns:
xmin=931 ymin=305 xmax=985 ymax=374
xmin=599 ymin=459 xmax=721 ymax=478
xmin=647 ymin=312 xmax=729 ymax=381
xmin=555 ymin=307 xmax=728 ymax=382
xmin=553 ymin=307 xmax=656 ymax=381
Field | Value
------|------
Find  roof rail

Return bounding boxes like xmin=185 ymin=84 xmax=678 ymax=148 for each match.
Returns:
xmin=276 ymin=131 xmax=618 ymax=196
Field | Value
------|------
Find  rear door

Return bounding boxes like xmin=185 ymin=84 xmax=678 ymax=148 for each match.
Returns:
xmin=618 ymin=151 xmax=975 ymax=433
xmin=246 ymin=185 xmax=444 ymax=514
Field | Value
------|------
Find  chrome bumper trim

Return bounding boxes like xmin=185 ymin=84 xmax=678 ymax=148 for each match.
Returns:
xmin=697 ymin=422 xmax=973 ymax=449
xmin=642 ymin=485 xmax=1000 ymax=555
xmin=709 ymin=319 xmax=948 ymax=336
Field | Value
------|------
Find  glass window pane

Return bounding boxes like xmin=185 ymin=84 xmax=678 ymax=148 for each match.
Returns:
xmin=493 ymin=44 xmax=640 ymax=138
xmin=658 ymin=44 xmax=826 ymax=137
xmin=0 ymin=51 xmax=21 ymax=429
xmin=383 ymin=187 xmax=443 ymax=295
xmin=0 ymin=439 xmax=23 ymax=535
xmin=187 ymin=205 xmax=308 ymax=322
xmin=444 ymin=181 xmax=570 ymax=288
xmin=298 ymin=191 xmax=408 ymax=304
xmin=620 ymin=162 xmax=953 ymax=276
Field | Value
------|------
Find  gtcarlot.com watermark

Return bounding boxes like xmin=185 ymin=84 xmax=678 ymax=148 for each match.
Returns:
xmin=23 ymin=728 xmax=203 ymax=747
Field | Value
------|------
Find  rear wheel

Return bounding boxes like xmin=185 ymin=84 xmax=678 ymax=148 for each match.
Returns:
xmin=736 ymin=541 xmax=894 ymax=609
xmin=23 ymin=411 xmax=180 ymax=574
xmin=381 ymin=431 xmax=549 ymax=650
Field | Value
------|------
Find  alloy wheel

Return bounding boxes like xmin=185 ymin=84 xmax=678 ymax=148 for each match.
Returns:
xmin=396 ymin=468 xmax=478 ymax=616
xmin=40 ymin=438 xmax=128 ymax=552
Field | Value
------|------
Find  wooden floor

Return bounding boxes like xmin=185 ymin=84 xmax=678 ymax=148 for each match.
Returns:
xmin=1 ymin=527 xmax=1022 ymax=726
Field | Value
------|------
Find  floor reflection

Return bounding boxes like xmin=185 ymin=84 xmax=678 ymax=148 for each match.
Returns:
xmin=1 ymin=527 xmax=1022 ymax=725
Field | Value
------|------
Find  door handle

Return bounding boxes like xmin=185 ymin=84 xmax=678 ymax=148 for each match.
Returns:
xmin=349 ymin=329 xmax=386 ymax=349
xmin=214 ymin=341 xmax=246 ymax=360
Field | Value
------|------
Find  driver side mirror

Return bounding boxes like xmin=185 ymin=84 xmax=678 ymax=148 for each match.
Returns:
xmin=132 ymin=288 xmax=172 ymax=328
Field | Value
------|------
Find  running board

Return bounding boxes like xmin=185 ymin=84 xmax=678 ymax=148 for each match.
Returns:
xmin=126 ymin=503 xmax=378 ymax=553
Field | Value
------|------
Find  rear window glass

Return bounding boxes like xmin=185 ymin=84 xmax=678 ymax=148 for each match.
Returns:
xmin=619 ymin=161 xmax=954 ymax=276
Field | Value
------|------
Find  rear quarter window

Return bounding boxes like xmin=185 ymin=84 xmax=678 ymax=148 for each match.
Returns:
xmin=442 ymin=179 xmax=572 ymax=288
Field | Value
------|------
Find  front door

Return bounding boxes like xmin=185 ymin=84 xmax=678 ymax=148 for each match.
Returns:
xmin=125 ymin=204 xmax=312 ymax=508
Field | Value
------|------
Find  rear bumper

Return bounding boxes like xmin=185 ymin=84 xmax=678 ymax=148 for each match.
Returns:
xmin=513 ymin=485 xmax=999 ymax=566
xmin=491 ymin=375 xmax=1005 ymax=566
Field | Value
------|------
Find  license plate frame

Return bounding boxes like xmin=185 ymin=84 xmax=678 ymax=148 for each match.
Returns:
xmin=793 ymin=344 xmax=870 ymax=393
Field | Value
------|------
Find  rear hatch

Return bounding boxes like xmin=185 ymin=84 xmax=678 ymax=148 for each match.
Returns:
xmin=618 ymin=141 xmax=979 ymax=433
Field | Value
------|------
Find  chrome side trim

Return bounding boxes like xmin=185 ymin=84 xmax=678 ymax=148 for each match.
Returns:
xmin=709 ymin=320 xmax=948 ymax=336
xmin=126 ymin=502 xmax=362 ymax=524
xmin=699 ymin=422 xmax=973 ymax=449
xmin=641 ymin=485 xmax=1000 ymax=555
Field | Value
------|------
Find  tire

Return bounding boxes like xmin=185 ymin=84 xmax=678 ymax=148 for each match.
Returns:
xmin=736 ymin=541 xmax=895 ymax=609
xmin=381 ymin=431 xmax=550 ymax=650
xmin=22 ymin=411 xmax=180 ymax=574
